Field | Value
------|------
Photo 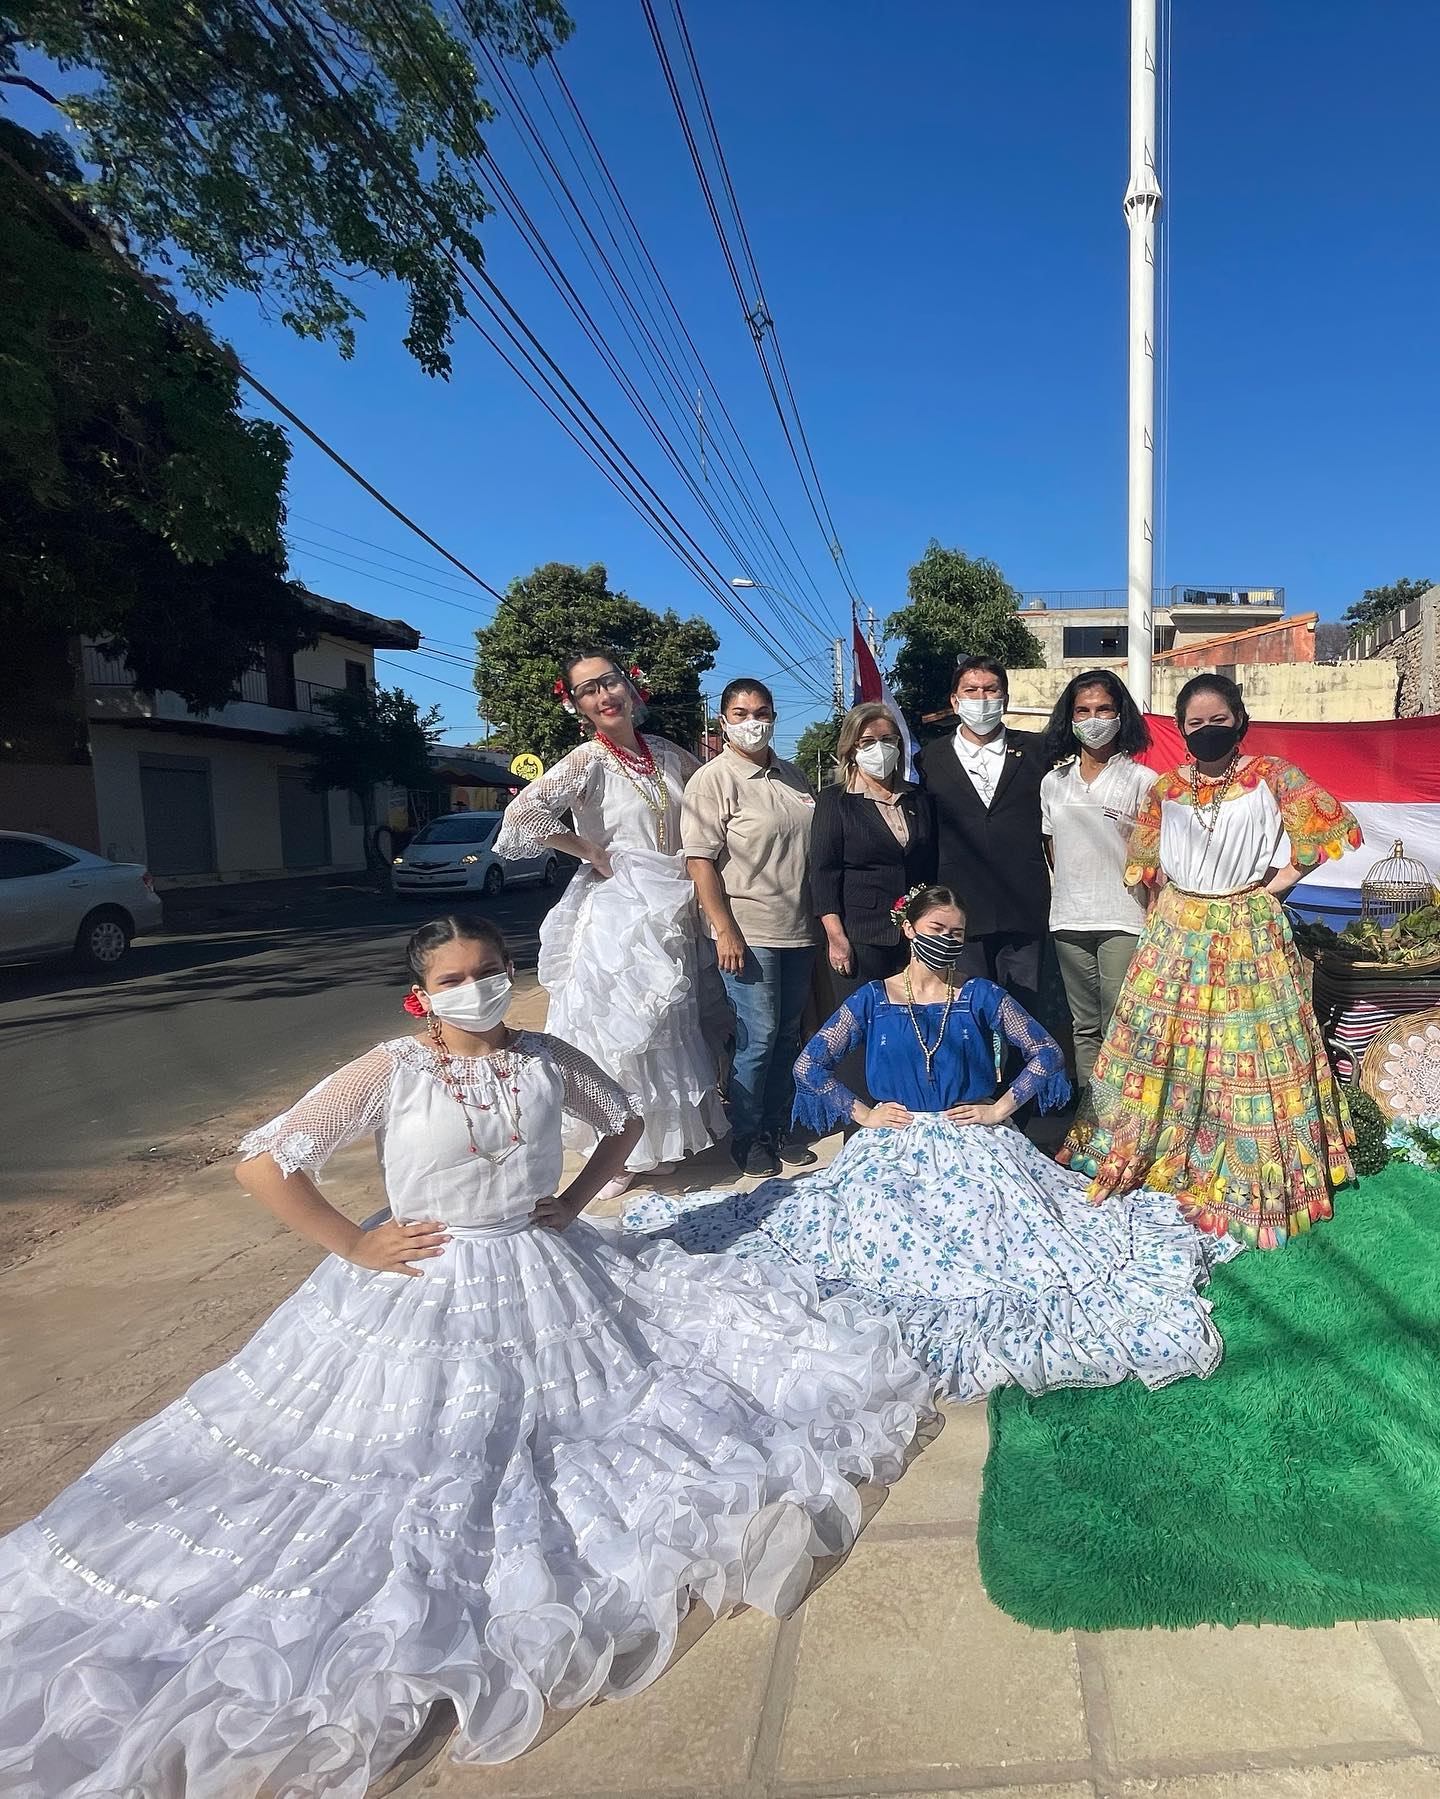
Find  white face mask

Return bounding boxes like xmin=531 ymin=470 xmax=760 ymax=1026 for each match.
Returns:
xmin=426 ymin=973 xmax=512 ymax=1032
xmin=855 ymin=740 xmax=900 ymax=780
xmin=956 ymin=696 xmax=1005 ymax=735
xmin=1073 ymin=715 xmax=1121 ymax=750
xmin=724 ymin=718 xmax=775 ymax=752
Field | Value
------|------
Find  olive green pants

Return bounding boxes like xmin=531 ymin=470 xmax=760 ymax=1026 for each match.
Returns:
xmin=1053 ymin=929 xmax=1141 ymax=1088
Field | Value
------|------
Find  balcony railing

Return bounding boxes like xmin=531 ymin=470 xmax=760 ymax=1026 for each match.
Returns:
xmin=83 ymin=647 xmax=344 ymax=717
xmin=1019 ymin=585 xmax=1285 ymax=613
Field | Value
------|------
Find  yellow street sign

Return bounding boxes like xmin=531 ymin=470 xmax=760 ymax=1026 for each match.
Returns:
xmin=509 ymin=752 xmax=544 ymax=782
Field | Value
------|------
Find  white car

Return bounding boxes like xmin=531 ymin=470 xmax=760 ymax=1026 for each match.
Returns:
xmin=391 ymin=811 xmax=558 ymax=899
xmin=0 ymin=831 xmax=164 ymax=971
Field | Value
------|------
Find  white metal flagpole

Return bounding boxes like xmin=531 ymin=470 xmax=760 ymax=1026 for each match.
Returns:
xmin=1124 ymin=0 xmax=1162 ymax=710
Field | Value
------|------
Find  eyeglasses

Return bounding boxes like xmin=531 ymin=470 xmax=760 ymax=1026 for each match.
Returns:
xmin=571 ymin=672 xmax=627 ymax=702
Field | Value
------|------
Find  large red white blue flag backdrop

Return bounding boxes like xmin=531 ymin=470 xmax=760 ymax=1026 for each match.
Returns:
xmin=1139 ymin=714 xmax=1440 ymax=920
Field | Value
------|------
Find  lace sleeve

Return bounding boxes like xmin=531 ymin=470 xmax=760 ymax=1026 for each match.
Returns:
xmin=538 ymin=1033 xmax=639 ymax=1137
xmin=660 ymin=737 xmax=701 ymax=784
xmin=1123 ymin=774 xmax=1167 ymax=886
xmin=236 ymin=1045 xmax=394 ymax=1178
xmin=1264 ymin=758 xmax=1363 ymax=869
xmin=792 ymin=988 xmax=874 ymax=1135
xmin=494 ymin=745 xmax=599 ymax=859
xmin=977 ymin=984 xmax=1071 ymax=1115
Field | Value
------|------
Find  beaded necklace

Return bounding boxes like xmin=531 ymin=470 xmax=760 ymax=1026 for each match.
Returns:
xmin=902 ymin=967 xmax=956 ymax=1085
xmin=1185 ymin=752 xmax=1240 ymax=837
xmin=596 ymin=733 xmax=670 ymax=852
xmin=427 ymin=1017 xmax=523 ymax=1157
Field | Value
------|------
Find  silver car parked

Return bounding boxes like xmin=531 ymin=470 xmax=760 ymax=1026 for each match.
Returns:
xmin=391 ymin=811 xmax=558 ymax=899
xmin=0 ymin=831 xmax=165 ymax=971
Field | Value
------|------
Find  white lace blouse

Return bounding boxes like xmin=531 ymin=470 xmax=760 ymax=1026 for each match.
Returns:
xmin=237 ymin=1034 xmax=637 ymax=1230
xmin=495 ymin=736 xmax=699 ymax=862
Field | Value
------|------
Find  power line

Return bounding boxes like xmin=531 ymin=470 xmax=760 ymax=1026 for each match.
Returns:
xmin=239 ymin=3 xmax=832 ymax=703
xmin=286 ymin=542 xmax=499 ymax=616
xmin=378 ymin=5 xmax=839 ymax=662
xmin=0 ymin=142 xmax=510 ymax=620
xmin=640 ymin=0 xmax=864 ymax=607
xmin=463 ymin=26 xmax=840 ymax=648
xmin=7 ymin=34 xmax=832 ymax=711
xmin=293 ymin=517 xmax=500 ymax=591
xmin=375 ymin=654 xmax=479 ymax=698
xmin=522 ymin=22 xmax=845 ymax=632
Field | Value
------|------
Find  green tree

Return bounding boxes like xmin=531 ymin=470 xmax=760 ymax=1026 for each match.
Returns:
xmin=291 ymin=683 xmax=442 ymax=869
xmin=1 ymin=0 xmax=572 ymax=375
xmin=0 ymin=120 xmax=314 ymax=709
xmin=474 ymin=562 xmax=719 ymax=764
xmin=887 ymin=542 xmax=1043 ymax=720
xmin=1343 ymin=577 xmax=1435 ymax=641
xmin=794 ymin=714 xmax=843 ymax=789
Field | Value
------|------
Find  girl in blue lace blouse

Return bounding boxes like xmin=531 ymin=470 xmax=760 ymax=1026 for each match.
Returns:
xmin=628 ymin=886 xmax=1241 ymax=1402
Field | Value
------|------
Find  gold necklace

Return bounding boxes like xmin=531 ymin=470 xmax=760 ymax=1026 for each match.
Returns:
xmin=598 ymin=736 xmax=669 ymax=852
xmin=1187 ymin=754 xmax=1239 ymax=837
xmin=902 ymin=967 xmax=956 ymax=1085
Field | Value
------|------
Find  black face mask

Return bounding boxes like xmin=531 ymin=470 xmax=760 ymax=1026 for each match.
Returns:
xmin=911 ymin=931 xmax=967 ymax=971
xmin=1185 ymin=721 xmax=1244 ymax=763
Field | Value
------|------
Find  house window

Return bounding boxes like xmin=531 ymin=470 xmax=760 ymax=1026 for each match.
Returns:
xmin=345 ymin=659 xmax=368 ymax=694
xmin=1062 ymin=624 xmax=1129 ymax=660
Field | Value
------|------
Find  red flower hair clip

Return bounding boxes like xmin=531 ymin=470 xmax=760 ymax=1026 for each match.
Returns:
xmin=628 ymin=665 xmax=651 ymax=702
xmin=402 ymin=992 xmax=427 ymax=1017
xmin=889 ymin=883 xmax=928 ymax=925
xmin=552 ymin=675 xmax=577 ymax=716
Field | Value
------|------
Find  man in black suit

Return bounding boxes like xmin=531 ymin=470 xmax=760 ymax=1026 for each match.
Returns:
xmin=914 ymin=655 xmax=1051 ymax=1018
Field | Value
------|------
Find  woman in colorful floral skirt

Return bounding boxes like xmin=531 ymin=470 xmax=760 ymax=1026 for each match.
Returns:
xmin=1058 ymin=674 xmax=1363 ymax=1249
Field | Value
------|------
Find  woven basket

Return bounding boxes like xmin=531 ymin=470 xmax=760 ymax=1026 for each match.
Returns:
xmin=1312 ymin=948 xmax=1440 ymax=983
xmin=1359 ymin=1007 xmax=1440 ymax=1122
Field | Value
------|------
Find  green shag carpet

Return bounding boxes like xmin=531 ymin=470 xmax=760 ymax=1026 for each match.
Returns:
xmin=977 ymin=1165 xmax=1440 ymax=1631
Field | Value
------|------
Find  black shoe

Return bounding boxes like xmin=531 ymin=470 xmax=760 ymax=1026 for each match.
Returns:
xmin=772 ymin=1134 xmax=818 ymax=1168
xmin=743 ymin=1140 xmax=782 ymax=1177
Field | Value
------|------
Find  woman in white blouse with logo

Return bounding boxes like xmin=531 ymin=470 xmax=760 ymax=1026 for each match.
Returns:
xmin=1039 ymin=670 xmax=1153 ymax=1090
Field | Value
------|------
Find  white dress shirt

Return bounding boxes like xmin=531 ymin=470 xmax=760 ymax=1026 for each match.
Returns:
xmin=953 ymin=725 xmax=1007 ymax=807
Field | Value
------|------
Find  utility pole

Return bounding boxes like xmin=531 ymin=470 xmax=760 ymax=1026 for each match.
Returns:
xmin=1124 ymin=0 xmax=1162 ymax=711
xmin=833 ymin=637 xmax=846 ymax=714
xmin=863 ymin=606 xmax=881 ymax=660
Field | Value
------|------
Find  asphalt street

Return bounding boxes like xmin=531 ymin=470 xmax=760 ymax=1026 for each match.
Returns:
xmin=0 ymin=877 xmax=561 ymax=1235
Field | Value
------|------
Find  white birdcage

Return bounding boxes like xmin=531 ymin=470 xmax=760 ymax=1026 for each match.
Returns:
xmin=1360 ymin=841 xmax=1437 ymax=924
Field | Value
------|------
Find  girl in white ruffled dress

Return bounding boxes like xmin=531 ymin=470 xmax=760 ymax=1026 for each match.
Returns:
xmin=494 ymin=650 xmax=727 ymax=1188
xmin=0 ymin=915 xmax=929 ymax=1799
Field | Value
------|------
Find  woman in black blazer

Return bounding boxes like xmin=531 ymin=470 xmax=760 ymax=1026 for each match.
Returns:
xmin=813 ymin=703 xmax=938 ymax=989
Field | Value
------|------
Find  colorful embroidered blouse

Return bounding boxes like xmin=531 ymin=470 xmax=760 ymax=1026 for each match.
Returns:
xmin=1125 ymin=756 xmax=1361 ymax=895
xmin=792 ymin=977 xmax=1071 ymax=1135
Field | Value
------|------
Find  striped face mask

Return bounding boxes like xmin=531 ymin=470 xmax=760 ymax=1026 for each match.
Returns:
xmin=911 ymin=933 xmax=967 ymax=971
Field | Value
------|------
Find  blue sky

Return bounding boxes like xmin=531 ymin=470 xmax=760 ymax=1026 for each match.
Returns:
xmin=18 ymin=2 xmax=1440 ymax=751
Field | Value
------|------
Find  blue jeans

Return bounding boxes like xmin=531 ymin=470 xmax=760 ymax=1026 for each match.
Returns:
xmin=720 ymin=946 xmax=817 ymax=1152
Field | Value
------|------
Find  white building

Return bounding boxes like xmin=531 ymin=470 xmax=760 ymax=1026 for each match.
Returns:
xmin=1018 ymin=585 xmax=1286 ymax=671
xmin=81 ymin=593 xmax=420 ymax=885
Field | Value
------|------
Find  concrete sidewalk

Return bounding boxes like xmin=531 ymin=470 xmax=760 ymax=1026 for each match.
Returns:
xmin=2 ymin=985 xmax=1438 ymax=1799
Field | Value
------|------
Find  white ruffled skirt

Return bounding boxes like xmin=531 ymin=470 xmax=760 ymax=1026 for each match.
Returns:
xmin=538 ymin=848 xmax=727 ymax=1170
xmin=0 ymin=1217 xmax=928 ymax=1798
xmin=625 ymin=1115 xmax=1243 ymax=1402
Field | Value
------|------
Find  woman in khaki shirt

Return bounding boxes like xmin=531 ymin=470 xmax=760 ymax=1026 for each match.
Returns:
xmin=682 ymin=678 xmax=819 ymax=1178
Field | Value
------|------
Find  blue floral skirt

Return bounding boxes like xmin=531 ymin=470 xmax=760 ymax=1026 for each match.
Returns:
xmin=624 ymin=1115 xmax=1240 ymax=1402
